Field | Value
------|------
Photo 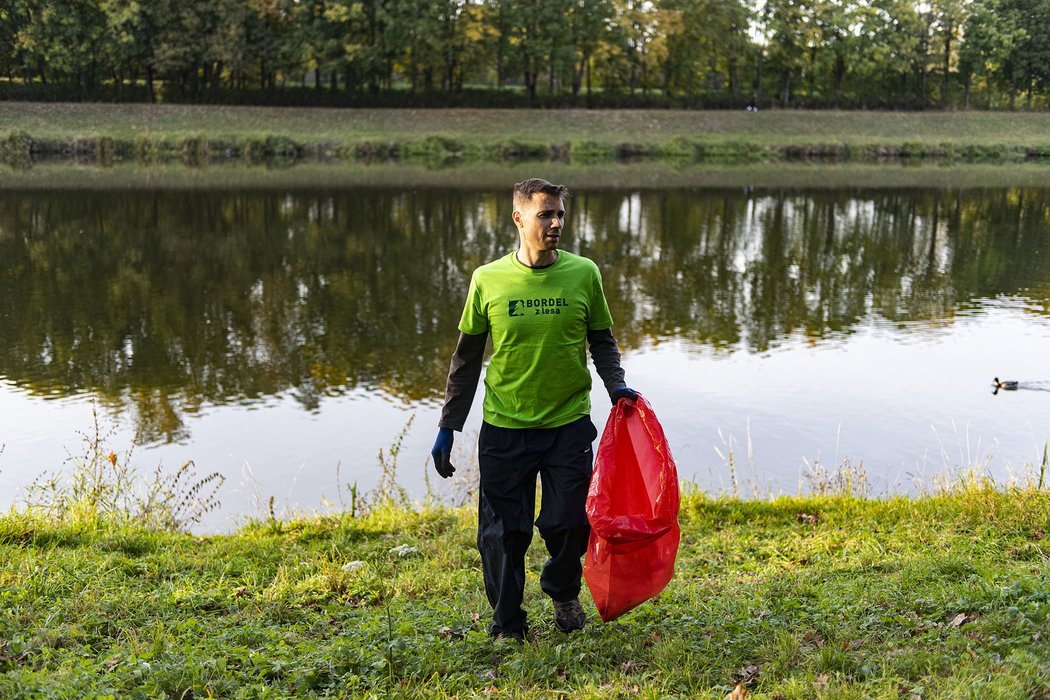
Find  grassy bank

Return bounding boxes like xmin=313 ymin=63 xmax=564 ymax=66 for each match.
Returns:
xmin=2 ymin=486 xmax=1047 ymax=698
xmin=4 ymin=103 xmax=1050 ymax=168
xmin=7 ymin=161 xmax=1050 ymax=193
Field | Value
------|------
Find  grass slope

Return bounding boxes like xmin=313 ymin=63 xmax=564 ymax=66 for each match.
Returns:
xmin=5 ymin=104 xmax=1050 ymax=167
xmin=4 ymin=104 xmax=1050 ymax=144
xmin=1 ymin=487 xmax=1047 ymax=698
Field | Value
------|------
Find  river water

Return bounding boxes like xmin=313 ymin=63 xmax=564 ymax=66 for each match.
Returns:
xmin=1 ymin=179 xmax=1048 ymax=531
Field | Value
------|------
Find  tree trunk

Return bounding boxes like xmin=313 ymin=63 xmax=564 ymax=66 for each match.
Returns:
xmin=833 ymin=52 xmax=846 ymax=104
xmin=941 ymin=23 xmax=952 ymax=108
xmin=525 ymin=69 xmax=538 ymax=106
xmin=573 ymin=51 xmax=588 ymax=97
xmin=808 ymin=45 xmax=816 ymax=98
xmin=146 ymin=64 xmax=155 ymax=103
xmin=548 ymin=38 xmax=556 ymax=96
xmin=754 ymin=48 xmax=763 ymax=105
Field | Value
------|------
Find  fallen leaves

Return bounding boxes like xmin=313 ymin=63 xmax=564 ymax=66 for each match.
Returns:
xmin=795 ymin=512 xmax=821 ymax=525
xmin=738 ymin=664 xmax=761 ymax=684
xmin=949 ymin=613 xmax=971 ymax=628
xmin=802 ymin=630 xmax=825 ymax=651
xmin=726 ymin=683 xmax=748 ymax=699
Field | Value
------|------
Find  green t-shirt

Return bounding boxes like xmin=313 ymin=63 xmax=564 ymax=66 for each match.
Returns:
xmin=458 ymin=251 xmax=614 ymax=429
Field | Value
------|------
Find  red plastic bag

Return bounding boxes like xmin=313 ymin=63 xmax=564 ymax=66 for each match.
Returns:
xmin=584 ymin=394 xmax=680 ymax=622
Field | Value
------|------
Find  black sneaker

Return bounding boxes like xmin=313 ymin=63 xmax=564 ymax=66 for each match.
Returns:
xmin=553 ymin=598 xmax=586 ymax=633
xmin=492 ymin=629 xmax=525 ymax=644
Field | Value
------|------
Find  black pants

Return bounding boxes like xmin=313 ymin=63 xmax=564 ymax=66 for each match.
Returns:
xmin=477 ymin=415 xmax=598 ymax=636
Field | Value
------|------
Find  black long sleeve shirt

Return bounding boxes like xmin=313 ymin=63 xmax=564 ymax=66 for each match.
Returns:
xmin=438 ymin=328 xmax=627 ymax=431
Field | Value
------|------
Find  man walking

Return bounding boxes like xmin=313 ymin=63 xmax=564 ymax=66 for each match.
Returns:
xmin=431 ymin=178 xmax=636 ymax=642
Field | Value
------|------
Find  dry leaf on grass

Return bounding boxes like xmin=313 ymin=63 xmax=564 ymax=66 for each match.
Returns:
xmin=738 ymin=664 xmax=761 ymax=683
xmin=726 ymin=683 xmax=748 ymax=699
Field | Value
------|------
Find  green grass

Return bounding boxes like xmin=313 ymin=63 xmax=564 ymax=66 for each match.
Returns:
xmin=2 ymin=485 xmax=1047 ymax=698
xmin=4 ymin=103 xmax=1050 ymax=144
xmin=6 ymin=161 xmax=1050 ymax=193
xmin=5 ymin=103 xmax=1050 ymax=168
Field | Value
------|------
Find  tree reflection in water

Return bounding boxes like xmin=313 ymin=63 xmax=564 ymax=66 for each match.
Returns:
xmin=1 ymin=185 xmax=1049 ymax=444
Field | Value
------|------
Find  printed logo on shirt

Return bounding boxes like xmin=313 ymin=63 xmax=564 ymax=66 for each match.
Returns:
xmin=508 ymin=297 xmax=570 ymax=317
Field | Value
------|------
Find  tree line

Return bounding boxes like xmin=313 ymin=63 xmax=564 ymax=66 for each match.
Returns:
xmin=1 ymin=0 xmax=1049 ymax=109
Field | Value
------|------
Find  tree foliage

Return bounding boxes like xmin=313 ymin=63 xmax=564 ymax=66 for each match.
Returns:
xmin=2 ymin=0 xmax=1050 ymax=108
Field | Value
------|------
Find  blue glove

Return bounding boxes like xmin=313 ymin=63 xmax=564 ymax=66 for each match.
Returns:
xmin=431 ymin=428 xmax=455 ymax=478
xmin=610 ymin=387 xmax=638 ymax=404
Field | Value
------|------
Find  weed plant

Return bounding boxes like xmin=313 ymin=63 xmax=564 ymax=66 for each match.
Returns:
xmin=20 ymin=409 xmax=224 ymax=532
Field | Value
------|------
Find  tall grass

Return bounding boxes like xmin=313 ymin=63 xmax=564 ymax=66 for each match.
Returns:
xmin=19 ymin=408 xmax=224 ymax=532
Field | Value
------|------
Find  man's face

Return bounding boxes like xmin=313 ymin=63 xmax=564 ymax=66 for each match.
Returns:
xmin=513 ymin=192 xmax=565 ymax=254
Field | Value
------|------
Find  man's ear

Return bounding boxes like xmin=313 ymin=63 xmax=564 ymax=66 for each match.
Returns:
xmin=512 ymin=209 xmax=522 ymax=228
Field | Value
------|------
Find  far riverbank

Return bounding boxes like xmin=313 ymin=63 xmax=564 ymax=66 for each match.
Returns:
xmin=4 ymin=103 xmax=1050 ymax=168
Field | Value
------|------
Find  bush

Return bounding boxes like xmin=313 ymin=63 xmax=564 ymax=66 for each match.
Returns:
xmin=1 ymin=130 xmax=32 ymax=167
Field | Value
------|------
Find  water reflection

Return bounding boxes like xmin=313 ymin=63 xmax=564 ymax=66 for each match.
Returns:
xmin=1 ymin=186 xmax=1049 ymax=444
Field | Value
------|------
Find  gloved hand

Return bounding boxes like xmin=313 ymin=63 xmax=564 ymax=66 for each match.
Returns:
xmin=431 ymin=427 xmax=455 ymax=478
xmin=610 ymin=387 xmax=638 ymax=404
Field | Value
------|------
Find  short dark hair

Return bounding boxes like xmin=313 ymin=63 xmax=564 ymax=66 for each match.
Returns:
xmin=513 ymin=178 xmax=569 ymax=208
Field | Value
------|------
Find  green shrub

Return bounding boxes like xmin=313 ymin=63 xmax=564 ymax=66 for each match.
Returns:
xmin=178 ymin=133 xmax=208 ymax=166
xmin=1 ymin=130 xmax=32 ymax=167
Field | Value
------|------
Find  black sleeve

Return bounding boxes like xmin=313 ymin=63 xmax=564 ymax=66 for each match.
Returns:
xmin=587 ymin=328 xmax=627 ymax=400
xmin=438 ymin=331 xmax=488 ymax=431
